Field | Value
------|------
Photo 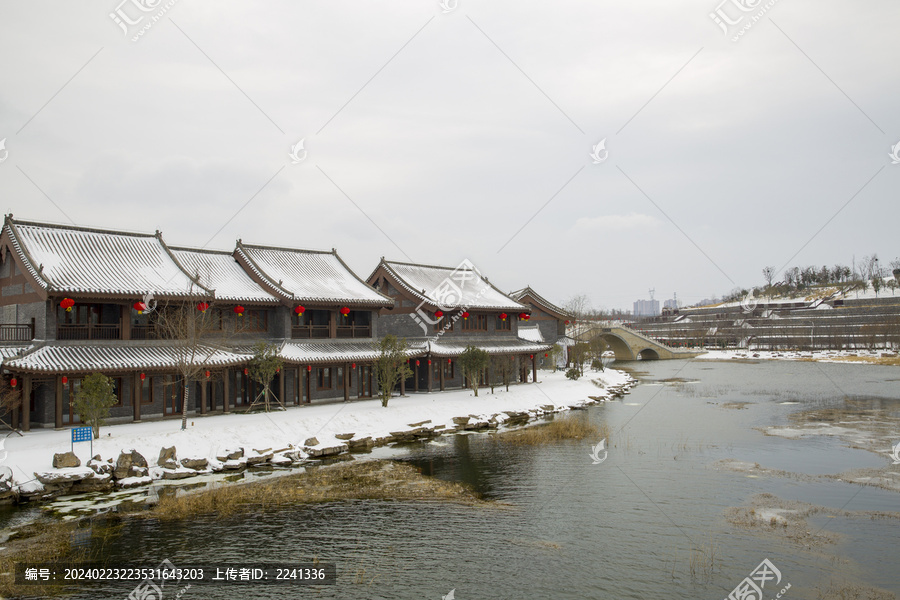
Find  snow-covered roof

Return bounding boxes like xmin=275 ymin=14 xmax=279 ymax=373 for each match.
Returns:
xmin=509 ymin=286 xmax=572 ymax=319
xmin=278 ymin=340 xmax=425 ymax=364
xmin=5 ymin=342 xmax=248 ymax=374
xmin=236 ymin=243 xmax=391 ymax=307
xmin=2 ymin=217 xmax=207 ymax=298
xmin=0 ymin=345 xmax=31 ymax=361
xmin=376 ymin=259 xmax=525 ymax=311
xmin=428 ymin=337 xmax=550 ymax=357
xmin=517 ymin=325 xmax=545 ymax=343
xmin=170 ymin=247 xmax=278 ymax=304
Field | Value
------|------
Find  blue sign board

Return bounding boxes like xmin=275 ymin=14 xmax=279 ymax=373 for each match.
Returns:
xmin=72 ymin=427 xmax=92 ymax=443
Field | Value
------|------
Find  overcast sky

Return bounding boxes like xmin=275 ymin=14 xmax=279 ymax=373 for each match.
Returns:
xmin=1 ymin=1 xmax=898 ymax=311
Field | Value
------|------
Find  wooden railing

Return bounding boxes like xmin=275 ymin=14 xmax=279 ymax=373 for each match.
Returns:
xmin=0 ymin=323 xmax=34 ymax=342
xmin=291 ymin=325 xmax=331 ymax=339
xmin=336 ymin=325 xmax=371 ymax=339
xmin=57 ymin=323 xmax=121 ymax=340
xmin=131 ymin=325 xmax=157 ymax=340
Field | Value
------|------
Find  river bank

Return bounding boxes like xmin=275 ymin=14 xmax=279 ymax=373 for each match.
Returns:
xmin=1 ymin=368 xmax=636 ymax=507
xmin=696 ymin=348 xmax=900 ymax=365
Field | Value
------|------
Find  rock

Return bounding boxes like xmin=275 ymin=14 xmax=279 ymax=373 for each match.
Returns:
xmin=407 ymin=419 xmax=432 ymax=427
xmin=215 ymin=448 xmax=243 ymax=462
xmin=540 ymin=404 xmax=555 ymax=412
xmin=52 ymin=452 xmax=81 ymax=469
xmin=334 ymin=433 xmax=355 ymax=441
xmin=113 ymin=449 xmax=150 ymax=479
xmin=246 ymin=450 xmax=273 ymax=465
xmin=452 ymin=416 xmax=470 ymax=425
xmin=157 ymin=446 xmax=177 ymax=467
xmin=88 ymin=458 xmax=113 ymax=475
xmin=162 ymin=469 xmax=196 ymax=480
xmin=347 ymin=437 xmax=374 ymax=450
xmin=161 ymin=459 xmax=178 ymax=470
xmin=252 ymin=447 xmax=272 ymax=455
xmin=222 ymin=459 xmax=246 ymax=471
xmin=71 ymin=473 xmax=114 ymax=493
xmin=180 ymin=457 xmax=209 ymax=470
xmin=270 ymin=454 xmax=293 ymax=466
xmin=34 ymin=467 xmax=94 ymax=485
xmin=304 ymin=444 xmax=347 ymax=458
xmin=117 ymin=475 xmax=152 ymax=488
xmin=303 ymin=437 xmax=319 ymax=447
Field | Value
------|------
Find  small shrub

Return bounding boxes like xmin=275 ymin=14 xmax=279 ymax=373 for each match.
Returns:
xmin=565 ymin=368 xmax=581 ymax=380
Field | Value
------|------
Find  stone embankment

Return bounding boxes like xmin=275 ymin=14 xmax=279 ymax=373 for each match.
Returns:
xmin=4 ymin=375 xmax=636 ymax=506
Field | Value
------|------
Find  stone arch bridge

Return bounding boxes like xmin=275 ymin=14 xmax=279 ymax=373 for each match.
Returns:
xmin=578 ymin=323 xmax=705 ymax=361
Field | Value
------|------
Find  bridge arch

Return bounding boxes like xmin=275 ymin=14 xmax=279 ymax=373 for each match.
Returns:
xmin=637 ymin=348 xmax=660 ymax=361
xmin=590 ymin=333 xmax=635 ymax=361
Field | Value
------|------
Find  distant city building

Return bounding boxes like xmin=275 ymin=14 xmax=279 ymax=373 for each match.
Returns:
xmin=663 ymin=298 xmax=678 ymax=310
xmin=633 ymin=299 xmax=660 ymax=317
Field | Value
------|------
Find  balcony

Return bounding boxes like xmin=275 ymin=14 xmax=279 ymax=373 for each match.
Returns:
xmin=336 ymin=325 xmax=372 ymax=339
xmin=57 ymin=323 xmax=121 ymax=340
xmin=0 ymin=323 xmax=35 ymax=342
xmin=291 ymin=325 xmax=331 ymax=339
xmin=131 ymin=325 xmax=157 ymax=340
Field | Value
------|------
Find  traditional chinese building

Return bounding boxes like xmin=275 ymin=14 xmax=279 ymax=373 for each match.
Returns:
xmin=0 ymin=216 xmax=414 ymax=430
xmin=509 ymin=286 xmax=574 ymax=367
xmin=367 ymin=259 xmax=551 ymax=392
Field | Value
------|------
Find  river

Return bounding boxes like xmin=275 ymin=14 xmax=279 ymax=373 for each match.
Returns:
xmin=9 ymin=359 xmax=900 ymax=599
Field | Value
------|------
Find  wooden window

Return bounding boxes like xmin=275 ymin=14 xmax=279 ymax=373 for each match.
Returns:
xmin=111 ymin=377 xmax=124 ymax=407
xmin=317 ymin=367 xmax=332 ymax=390
xmin=141 ymin=377 xmax=154 ymax=405
xmin=245 ymin=309 xmax=268 ymax=333
xmin=434 ymin=317 xmax=454 ymax=333
xmin=496 ymin=315 xmax=511 ymax=331
xmin=292 ymin=309 xmax=330 ymax=339
xmin=463 ymin=314 xmax=487 ymax=331
xmin=443 ymin=360 xmax=455 ymax=379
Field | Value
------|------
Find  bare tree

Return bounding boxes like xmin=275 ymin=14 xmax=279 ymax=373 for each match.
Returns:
xmin=762 ymin=266 xmax=776 ymax=288
xmin=564 ymin=294 xmax=592 ymax=340
xmin=493 ymin=354 xmax=518 ymax=391
xmin=0 ymin=377 xmax=22 ymax=433
xmin=247 ymin=342 xmax=284 ymax=412
xmin=154 ymin=298 xmax=237 ymax=431
xmin=373 ymin=335 xmax=413 ymax=408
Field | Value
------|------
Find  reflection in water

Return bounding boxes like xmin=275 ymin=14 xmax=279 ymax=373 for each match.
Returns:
xmin=17 ymin=360 xmax=900 ymax=599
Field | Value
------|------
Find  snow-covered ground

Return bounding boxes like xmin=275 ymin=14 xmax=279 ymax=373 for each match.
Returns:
xmin=4 ymin=369 xmax=634 ymax=491
xmin=696 ymin=348 xmax=897 ymax=363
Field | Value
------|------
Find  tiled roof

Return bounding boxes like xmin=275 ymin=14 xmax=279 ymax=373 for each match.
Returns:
xmin=3 ymin=217 xmax=208 ymax=297
xmin=278 ymin=340 xmax=424 ymax=364
xmin=236 ymin=243 xmax=391 ymax=307
xmin=170 ymin=247 xmax=278 ymax=303
xmin=509 ymin=286 xmax=572 ymax=319
xmin=0 ymin=345 xmax=31 ymax=361
xmin=5 ymin=342 xmax=248 ymax=374
xmin=427 ymin=337 xmax=550 ymax=357
xmin=378 ymin=259 xmax=525 ymax=311
xmin=516 ymin=325 xmax=545 ymax=343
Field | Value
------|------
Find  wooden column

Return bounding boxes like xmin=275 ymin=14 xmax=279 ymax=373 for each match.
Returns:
xmin=55 ymin=375 xmax=63 ymax=429
xmin=121 ymin=305 xmax=131 ymax=340
xmin=440 ymin=360 xmax=445 ymax=391
xmin=133 ymin=373 xmax=141 ymax=422
xmin=427 ymin=359 xmax=433 ymax=393
xmin=279 ymin=369 xmax=285 ymax=407
xmin=223 ymin=369 xmax=230 ymax=413
xmin=414 ymin=363 xmax=419 ymax=392
xmin=306 ymin=368 xmax=311 ymax=403
xmin=343 ymin=363 xmax=350 ymax=402
xmin=295 ymin=366 xmax=301 ymax=405
xmin=532 ymin=355 xmax=537 ymax=383
xmin=22 ymin=375 xmax=31 ymax=432
xmin=200 ymin=380 xmax=207 ymax=414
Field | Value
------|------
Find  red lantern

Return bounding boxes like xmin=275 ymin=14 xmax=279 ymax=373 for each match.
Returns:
xmin=205 ymin=370 xmax=211 ymax=379
xmin=234 ymin=305 xmax=245 ymax=316
xmin=60 ymin=298 xmax=75 ymax=312
xmin=415 ymin=360 xmax=420 ymax=366
xmin=140 ymin=372 xmax=146 ymax=381
xmin=447 ymin=358 xmax=452 ymax=364
xmin=61 ymin=376 xmax=68 ymax=385
xmin=307 ymin=365 xmax=312 ymax=372
xmin=276 ymin=368 xmax=280 ymax=373
xmin=340 ymin=307 xmax=350 ymax=316
xmin=530 ymin=354 xmax=534 ymax=360
xmin=10 ymin=378 xmax=17 ymax=388
xmin=351 ymin=363 xmax=356 ymax=369
xmin=243 ymin=368 xmax=248 ymax=375
xmin=500 ymin=313 xmax=507 ymax=321
xmin=544 ymin=353 xmax=548 ymax=357
xmin=524 ymin=314 xmax=530 ymax=321
xmin=434 ymin=310 xmax=444 ymax=319
xmin=428 ymin=359 xmax=432 ymax=365
xmin=133 ymin=301 xmax=147 ymax=314
xmin=519 ymin=312 xmax=526 ymax=320
xmin=197 ymin=302 xmax=209 ymax=313
xmin=565 ymin=320 xmax=570 ymax=324
xmin=462 ymin=311 xmax=469 ymax=320
xmin=294 ymin=305 xmax=305 ymax=315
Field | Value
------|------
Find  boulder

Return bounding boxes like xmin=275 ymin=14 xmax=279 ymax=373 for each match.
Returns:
xmin=157 ymin=446 xmax=177 ymax=467
xmin=334 ymin=433 xmax=355 ymax=441
xmin=216 ymin=448 xmax=243 ymax=461
xmin=113 ymin=450 xmax=147 ymax=479
xmin=87 ymin=458 xmax=113 ymax=475
xmin=347 ymin=437 xmax=374 ymax=450
xmin=52 ymin=452 xmax=81 ymax=469
xmin=304 ymin=444 xmax=348 ymax=458
xmin=222 ymin=459 xmax=246 ymax=471
xmin=246 ymin=450 xmax=273 ymax=465
xmin=161 ymin=459 xmax=178 ymax=470
xmin=452 ymin=416 xmax=470 ymax=426
xmin=407 ymin=419 xmax=432 ymax=427
xmin=303 ymin=437 xmax=319 ymax=447
xmin=34 ymin=467 xmax=94 ymax=485
xmin=180 ymin=457 xmax=209 ymax=470
xmin=161 ymin=469 xmax=196 ymax=480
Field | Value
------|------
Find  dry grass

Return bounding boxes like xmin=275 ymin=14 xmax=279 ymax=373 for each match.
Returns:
xmin=0 ymin=520 xmax=84 ymax=598
xmin=688 ymin=538 xmax=718 ymax=580
xmin=828 ymin=355 xmax=900 ymax=367
xmin=815 ymin=580 xmax=897 ymax=600
xmin=153 ymin=460 xmax=485 ymax=521
xmin=497 ymin=415 xmax=606 ymax=445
